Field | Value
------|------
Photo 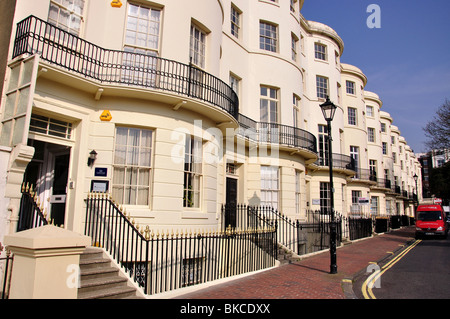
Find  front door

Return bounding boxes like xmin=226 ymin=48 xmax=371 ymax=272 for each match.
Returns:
xmin=50 ymin=152 xmax=70 ymax=226
xmin=23 ymin=140 xmax=70 ymax=227
xmin=225 ymin=177 xmax=238 ymax=228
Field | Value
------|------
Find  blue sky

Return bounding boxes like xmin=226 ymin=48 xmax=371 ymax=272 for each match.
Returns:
xmin=301 ymin=0 xmax=450 ymax=153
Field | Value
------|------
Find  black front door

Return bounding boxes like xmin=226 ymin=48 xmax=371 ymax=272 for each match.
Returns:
xmin=225 ymin=178 xmax=238 ymax=228
xmin=50 ymin=153 xmax=70 ymax=226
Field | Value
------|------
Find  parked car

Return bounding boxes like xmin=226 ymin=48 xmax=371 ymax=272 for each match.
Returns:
xmin=415 ymin=204 xmax=448 ymax=239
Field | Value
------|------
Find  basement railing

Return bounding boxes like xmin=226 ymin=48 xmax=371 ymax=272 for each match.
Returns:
xmin=222 ymin=205 xmax=348 ymax=256
xmin=85 ymin=193 xmax=277 ymax=295
xmin=13 ymin=15 xmax=239 ymax=119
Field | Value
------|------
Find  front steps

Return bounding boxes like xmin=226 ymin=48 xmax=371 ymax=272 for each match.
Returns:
xmin=78 ymin=247 xmax=144 ymax=299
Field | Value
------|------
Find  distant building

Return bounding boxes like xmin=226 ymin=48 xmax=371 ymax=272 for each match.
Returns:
xmin=418 ymin=149 xmax=450 ymax=198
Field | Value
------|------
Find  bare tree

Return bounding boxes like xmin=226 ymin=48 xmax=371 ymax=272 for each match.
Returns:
xmin=423 ymin=99 xmax=450 ymax=150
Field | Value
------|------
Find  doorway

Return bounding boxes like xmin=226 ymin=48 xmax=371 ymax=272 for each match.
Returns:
xmin=23 ymin=139 xmax=71 ymax=227
xmin=225 ymin=177 xmax=238 ymax=228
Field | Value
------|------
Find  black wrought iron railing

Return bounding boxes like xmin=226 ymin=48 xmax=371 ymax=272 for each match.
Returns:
xmin=352 ymin=168 xmax=377 ymax=182
xmin=315 ymin=153 xmax=356 ymax=172
xmin=17 ymin=184 xmax=48 ymax=232
xmin=13 ymin=15 xmax=239 ymax=119
xmin=222 ymin=205 xmax=347 ymax=256
xmin=85 ymin=193 xmax=276 ymax=295
xmin=1 ymin=245 xmax=13 ymax=300
xmin=237 ymin=114 xmax=317 ymax=154
xmin=343 ymin=217 xmax=373 ymax=241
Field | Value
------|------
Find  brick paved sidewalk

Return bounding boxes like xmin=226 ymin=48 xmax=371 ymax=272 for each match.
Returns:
xmin=173 ymin=226 xmax=416 ymax=299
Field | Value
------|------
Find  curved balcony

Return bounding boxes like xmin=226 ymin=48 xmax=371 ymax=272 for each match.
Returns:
xmin=12 ymin=15 xmax=239 ymax=119
xmin=351 ymin=168 xmax=377 ymax=183
xmin=237 ymin=114 xmax=317 ymax=157
xmin=313 ymin=153 xmax=356 ymax=174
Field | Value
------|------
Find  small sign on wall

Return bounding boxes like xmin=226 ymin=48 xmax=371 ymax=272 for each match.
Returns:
xmin=100 ymin=110 xmax=112 ymax=121
xmin=358 ymin=197 xmax=370 ymax=205
xmin=312 ymin=199 xmax=320 ymax=205
xmin=91 ymin=180 xmax=109 ymax=193
xmin=111 ymin=0 xmax=122 ymax=8
xmin=95 ymin=167 xmax=108 ymax=177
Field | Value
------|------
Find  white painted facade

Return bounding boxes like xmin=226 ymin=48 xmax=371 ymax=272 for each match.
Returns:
xmin=0 ymin=0 xmax=422 ymax=243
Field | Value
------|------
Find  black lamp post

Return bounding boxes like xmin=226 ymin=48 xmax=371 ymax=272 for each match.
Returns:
xmin=319 ymin=96 xmax=337 ymax=274
xmin=413 ymin=173 xmax=419 ymax=205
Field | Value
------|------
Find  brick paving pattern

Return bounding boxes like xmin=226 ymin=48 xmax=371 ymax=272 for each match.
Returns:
xmin=174 ymin=227 xmax=415 ymax=299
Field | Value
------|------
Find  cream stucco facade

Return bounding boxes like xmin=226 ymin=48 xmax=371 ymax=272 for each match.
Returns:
xmin=0 ymin=0 xmax=422 ymax=244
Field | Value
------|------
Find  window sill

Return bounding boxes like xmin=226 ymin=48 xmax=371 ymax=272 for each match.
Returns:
xmin=182 ymin=211 xmax=208 ymax=219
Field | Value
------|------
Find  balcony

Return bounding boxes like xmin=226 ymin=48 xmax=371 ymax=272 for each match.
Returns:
xmin=314 ymin=153 xmax=356 ymax=173
xmin=237 ymin=114 xmax=317 ymax=158
xmin=351 ymin=168 xmax=377 ymax=183
xmin=12 ymin=16 xmax=239 ymax=120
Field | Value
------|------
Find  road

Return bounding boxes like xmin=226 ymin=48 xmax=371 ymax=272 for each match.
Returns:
xmin=355 ymin=235 xmax=450 ymax=299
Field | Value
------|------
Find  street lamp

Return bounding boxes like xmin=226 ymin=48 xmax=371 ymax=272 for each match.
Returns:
xmin=413 ymin=173 xmax=419 ymax=205
xmin=319 ymin=96 xmax=337 ymax=274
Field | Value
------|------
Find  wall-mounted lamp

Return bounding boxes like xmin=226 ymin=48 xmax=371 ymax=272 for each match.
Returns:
xmin=87 ymin=150 xmax=97 ymax=167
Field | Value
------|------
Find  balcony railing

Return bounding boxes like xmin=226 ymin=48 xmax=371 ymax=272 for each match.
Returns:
xmin=13 ymin=15 xmax=239 ymax=119
xmin=315 ymin=153 xmax=356 ymax=172
xmin=237 ymin=114 xmax=317 ymax=153
xmin=352 ymin=168 xmax=377 ymax=182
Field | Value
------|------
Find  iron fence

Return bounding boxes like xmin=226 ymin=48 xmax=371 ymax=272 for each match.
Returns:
xmin=17 ymin=184 xmax=48 ymax=232
xmin=1 ymin=245 xmax=13 ymax=299
xmin=13 ymin=15 xmax=239 ymax=119
xmin=222 ymin=205 xmax=348 ymax=256
xmin=315 ymin=153 xmax=356 ymax=172
xmin=85 ymin=193 xmax=277 ymax=295
xmin=343 ymin=216 xmax=373 ymax=241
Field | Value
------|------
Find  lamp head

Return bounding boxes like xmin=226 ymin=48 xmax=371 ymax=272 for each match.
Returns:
xmin=319 ymin=96 xmax=337 ymax=122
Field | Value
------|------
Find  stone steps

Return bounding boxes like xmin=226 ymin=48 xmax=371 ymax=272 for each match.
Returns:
xmin=78 ymin=247 xmax=143 ymax=299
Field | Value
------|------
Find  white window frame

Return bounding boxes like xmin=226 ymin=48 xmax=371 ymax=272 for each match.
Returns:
xmin=320 ymin=182 xmax=330 ymax=214
xmin=291 ymin=33 xmax=298 ymax=61
xmin=261 ymin=166 xmax=280 ymax=210
xmin=350 ymin=145 xmax=359 ymax=173
xmin=184 ymin=135 xmax=203 ymax=208
xmin=231 ymin=5 xmax=241 ymax=39
xmin=230 ymin=73 xmax=241 ymax=98
xmin=259 ymin=21 xmax=278 ymax=53
xmin=112 ymin=127 xmax=153 ymax=206
xmin=48 ymin=0 xmax=85 ymax=36
xmin=318 ymin=125 xmax=329 ymax=166
xmin=293 ymin=94 xmax=300 ymax=128
xmin=295 ymin=170 xmax=301 ymax=215
xmin=260 ymin=86 xmax=278 ymax=123
xmin=190 ymin=23 xmax=207 ymax=69
xmin=346 ymin=81 xmax=355 ymax=95
xmin=348 ymin=107 xmax=357 ymax=125
xmin=370 ymin=196 xmax=378 ymax=215
xmin=314 ymin=43 xmax=327 ymax=61
xmin=368 ymin=127 xmax=375 ymax=143
xmin=124 ymin=3 xmax=162 ymax=55
xmin=316 ymin=75 xmax=328 ymax=99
